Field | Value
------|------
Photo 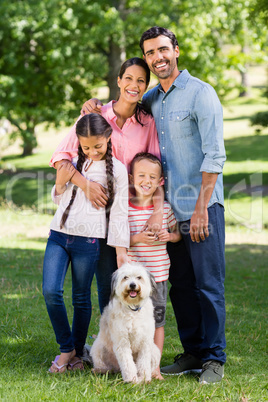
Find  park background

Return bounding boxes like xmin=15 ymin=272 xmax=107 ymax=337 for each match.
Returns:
xmin=0 ymin=1 xmax=267 ymax=401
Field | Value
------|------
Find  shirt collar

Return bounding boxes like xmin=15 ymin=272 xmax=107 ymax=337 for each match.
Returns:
xmin=157 ymin=69 xmax=190 ymax=93
xmin=105 ymin=100 xmax=137 ymax=124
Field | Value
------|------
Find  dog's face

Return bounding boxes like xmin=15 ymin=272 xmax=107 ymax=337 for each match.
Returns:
xmin=111 ymin=263 xmax=156 ymax=308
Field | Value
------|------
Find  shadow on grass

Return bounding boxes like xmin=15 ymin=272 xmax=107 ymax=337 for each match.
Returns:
xmin=225 ymin=134 xmax=268 ymax=162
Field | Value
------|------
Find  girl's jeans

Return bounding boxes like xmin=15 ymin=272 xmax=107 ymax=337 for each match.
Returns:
xmin=42 ymin=230 xmax=100 ymax=356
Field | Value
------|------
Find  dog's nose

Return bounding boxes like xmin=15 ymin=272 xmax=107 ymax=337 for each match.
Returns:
xmin=129 ymin=282 xmax=136 ymax=290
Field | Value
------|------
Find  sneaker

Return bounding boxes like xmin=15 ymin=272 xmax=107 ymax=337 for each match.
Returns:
xmin=81 ymin=344 xmax=93 ymax=365
xmin=199 ymin=360 xmax=224 ymax=384
xmin=160 ymin=353 xmax=203 ymax=376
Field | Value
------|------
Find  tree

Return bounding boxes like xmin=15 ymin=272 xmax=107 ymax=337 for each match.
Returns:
xmin=0 ymin=0 xmax=266 ymax=156
xmin=0 ymin=0 xmax=106 ymax=155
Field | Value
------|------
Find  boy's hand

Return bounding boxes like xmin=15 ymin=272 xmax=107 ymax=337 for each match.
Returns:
xmin=135 ymin=231 xmax=158 ymax=245
xmin=157 ymin=229 xmax=171 ymax=242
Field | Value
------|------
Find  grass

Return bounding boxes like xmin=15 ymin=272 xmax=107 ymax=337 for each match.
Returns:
xmin=0 ymin=210 xmax=267 ymax=401
xmin=0 ymin=76 xmax=268 ymax=400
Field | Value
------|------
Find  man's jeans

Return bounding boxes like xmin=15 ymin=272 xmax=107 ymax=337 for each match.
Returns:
xmin=43 ymin=230 xmax=100 ymax=356
xmin=168 ymin=203 xmax=226 ymax=363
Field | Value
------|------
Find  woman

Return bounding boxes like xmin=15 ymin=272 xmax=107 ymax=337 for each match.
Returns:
xmin=50 ymin=57 xmax=163 ymax=313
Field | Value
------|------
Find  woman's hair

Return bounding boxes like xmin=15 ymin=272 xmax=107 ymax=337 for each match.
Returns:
xmin=60 ymin=114 xmax=114 ymax=229
xmin=118 ymin=57 xmax=151 ymax=126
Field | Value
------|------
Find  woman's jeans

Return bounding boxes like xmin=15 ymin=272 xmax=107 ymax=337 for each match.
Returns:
xmin=42 ymin=230 xmax=100 ymax=356
xmin=95 ymin=238 xmax=117 ymax=314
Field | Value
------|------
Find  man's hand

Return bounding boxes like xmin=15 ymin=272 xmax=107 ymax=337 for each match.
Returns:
xmin=189 ymin=204 xmax=209 ymax=243
xmin=142 ymin=211 xmax=163 ymax=234
xmin=81 ymin=98 xmax=103 ymax=115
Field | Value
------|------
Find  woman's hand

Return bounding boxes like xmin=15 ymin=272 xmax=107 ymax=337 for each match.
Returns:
xmin=81 ymin=98 xmax=103 ymax=115
xmin=82 ymin=180 xmax=108 ymax=209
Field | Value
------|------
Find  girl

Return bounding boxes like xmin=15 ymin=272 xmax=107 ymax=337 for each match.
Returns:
xmin=49 ymin=57 xmax=164 ymax=314
xmin=43 ymin=114 xmax=129 ymax=373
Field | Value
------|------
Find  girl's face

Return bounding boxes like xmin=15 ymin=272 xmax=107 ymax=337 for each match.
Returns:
xmin=78 ymin=135 xmax=111 ymax=161
xmin=117 ymin=65 xmax=148 ymax=104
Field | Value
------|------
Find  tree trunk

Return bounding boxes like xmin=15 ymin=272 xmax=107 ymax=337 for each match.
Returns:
xmin=21 ymin=127 xmax=38 ymax=156
xmin=107 ymin=40 xmax=126 ymax=101
xmin=239 ymin=46 xmax=250 ymax=97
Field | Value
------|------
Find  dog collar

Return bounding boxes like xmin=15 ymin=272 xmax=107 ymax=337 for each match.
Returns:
xmin=128 ymin=305 xmax=141 ymax=312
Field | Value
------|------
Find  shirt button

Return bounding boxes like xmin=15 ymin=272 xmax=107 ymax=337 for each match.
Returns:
xmin=163 ymin=161 xmax=166 ymax=164
xmin=163 ymin=100 xmax=165 ymax=103
xmin=161 ymin=117 xmax=164 ymax=119
xmin=161 ymin=131 xmax=164 ymax=134
xmin=162 ymin=147 xmax=165 ymax=150
xmin=177 ymin=116 xmax=180 ymax=120
xmin=166 ymin=191 xmax=169 ymax=194
xmin=165 ymin=177 xmax=168 ymax=180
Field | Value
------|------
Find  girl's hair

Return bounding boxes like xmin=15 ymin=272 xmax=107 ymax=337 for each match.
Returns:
xmin=60 ymin=114 xmax=114 ymax=229
xmin=118 ymin=57 xmax=151 ymax=126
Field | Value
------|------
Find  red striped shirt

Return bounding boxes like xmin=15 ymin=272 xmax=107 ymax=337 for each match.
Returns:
xmin=128 ymin=201 xmax=177 ymax=282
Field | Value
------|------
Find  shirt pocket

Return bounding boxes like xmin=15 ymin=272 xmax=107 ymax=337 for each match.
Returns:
xmin=169 ymin=110 xmax=193 ymax=138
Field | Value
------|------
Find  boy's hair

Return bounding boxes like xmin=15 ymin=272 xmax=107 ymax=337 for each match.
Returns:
xmin=139 ymin=26 xmax=179 ymax=54
xmin=130 ymin=152 xmax=162 ymax=176
xmin=60 ymin=114 xmax=114 ymax=229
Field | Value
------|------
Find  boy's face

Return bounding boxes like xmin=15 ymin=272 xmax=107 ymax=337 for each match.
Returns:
xmin=131 ymin=159 xmax=162 ymax=199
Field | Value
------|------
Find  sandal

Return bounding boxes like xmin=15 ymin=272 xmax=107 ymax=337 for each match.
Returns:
xmin=48 ymin=355 xmax=68 ymax=373
xmin=68 ymin=358 xmax=84 ymax=371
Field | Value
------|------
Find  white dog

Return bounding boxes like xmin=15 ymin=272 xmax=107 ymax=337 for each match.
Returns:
xmin=90 ymin=263 xmax=161 ymax=383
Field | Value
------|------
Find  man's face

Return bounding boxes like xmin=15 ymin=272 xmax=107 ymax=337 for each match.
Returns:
xmin=143 ymin=35 xmax=179 ymax=80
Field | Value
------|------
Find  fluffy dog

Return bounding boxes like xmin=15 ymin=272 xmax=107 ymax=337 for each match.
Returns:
xmin=90 ymin=263 xmax=161 ymax=383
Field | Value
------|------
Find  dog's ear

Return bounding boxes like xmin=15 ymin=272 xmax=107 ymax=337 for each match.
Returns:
xmin=110 ymin=270 xmax=118 ymax=299
xmin=148 ymin=271 xmax=157 ymax=297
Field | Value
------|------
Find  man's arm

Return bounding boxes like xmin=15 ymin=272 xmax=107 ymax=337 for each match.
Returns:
xmin=190 ymin=172 xmax=218 ymax=243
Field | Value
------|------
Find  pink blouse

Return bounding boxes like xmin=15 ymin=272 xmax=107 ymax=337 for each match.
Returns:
xmin=50 ymin=100 xmax=161 ymax=173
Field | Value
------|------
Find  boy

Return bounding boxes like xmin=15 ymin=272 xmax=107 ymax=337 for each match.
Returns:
xmin=127 ymin=152 xmax=181 ymax=380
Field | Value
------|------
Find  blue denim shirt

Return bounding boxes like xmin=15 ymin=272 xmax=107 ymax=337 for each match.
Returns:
xmin=143 ymin=69 xmax=226 ymax=222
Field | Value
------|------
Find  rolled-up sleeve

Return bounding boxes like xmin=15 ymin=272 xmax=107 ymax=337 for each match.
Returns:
xmin=107 ymin=160 xmax=130 ymax=248
xmin=193 ymin=85 xmax=226 ymax=174
xmin=49 ymin=117 xmax=81 ymax=168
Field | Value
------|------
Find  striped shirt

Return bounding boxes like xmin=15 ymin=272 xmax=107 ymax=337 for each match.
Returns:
xmin=127 ymin=200 xmax=177 ymax=282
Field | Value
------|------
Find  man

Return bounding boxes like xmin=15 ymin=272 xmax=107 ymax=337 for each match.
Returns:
xmin=139 ymin=26 xmax=226 ymax=384
xmin=82 ymin=26 xmax=226 ymax=384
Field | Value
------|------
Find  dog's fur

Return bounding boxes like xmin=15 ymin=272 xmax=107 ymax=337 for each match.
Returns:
xmin=90 ymin=263 xmax=161 ymax=383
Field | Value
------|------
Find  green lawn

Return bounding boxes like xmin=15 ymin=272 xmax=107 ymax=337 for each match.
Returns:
xmin=0 ymin=84 xmax=268 ymax=401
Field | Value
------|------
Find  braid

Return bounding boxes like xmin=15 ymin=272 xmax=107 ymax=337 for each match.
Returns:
xmin=105 ymin=139 xmax=114 ymax=215
xmin=60 ymin=145 xmax=86 ymax=229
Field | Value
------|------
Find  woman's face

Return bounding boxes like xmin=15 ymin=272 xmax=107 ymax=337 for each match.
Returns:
xmin=117 ymin=64 xmax=148 ymax=104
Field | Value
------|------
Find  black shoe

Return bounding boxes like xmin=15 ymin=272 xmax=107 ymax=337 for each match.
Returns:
xmin=160 ymin=353 xmax=203 ymax=376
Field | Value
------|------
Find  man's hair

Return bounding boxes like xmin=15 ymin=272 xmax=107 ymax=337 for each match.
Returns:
xmin=130 ymin=152 xmax=162 ymax=176
xmin=139 ymin=26 xmax=179 ymax=54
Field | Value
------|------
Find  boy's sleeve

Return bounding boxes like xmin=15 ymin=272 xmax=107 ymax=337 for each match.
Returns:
xmin=49 ymin=116 xmax=81 ymax=168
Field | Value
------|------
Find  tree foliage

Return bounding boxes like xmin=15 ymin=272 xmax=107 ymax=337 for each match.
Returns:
xmin=0 ymin=0 xmax=267 ymax=155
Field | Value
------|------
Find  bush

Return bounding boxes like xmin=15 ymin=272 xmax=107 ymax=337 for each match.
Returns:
xmin=250 ymin=111 xmax=268 ymax=128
